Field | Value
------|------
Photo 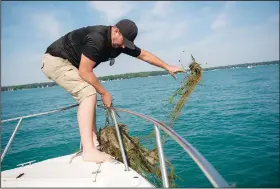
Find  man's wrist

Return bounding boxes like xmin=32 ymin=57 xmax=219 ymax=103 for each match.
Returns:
xmin=100 ymin=91 xmax=109 ymax=96
xmin=162 ymin=64 xmax=169 ymax=71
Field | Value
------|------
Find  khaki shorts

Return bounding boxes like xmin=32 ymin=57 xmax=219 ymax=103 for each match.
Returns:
xmin=41 ymin=53 xmax=97 ymax=104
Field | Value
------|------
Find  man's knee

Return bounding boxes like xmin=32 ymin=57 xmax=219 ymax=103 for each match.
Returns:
xmin=75 ymin=85 xmax=97 ymax=104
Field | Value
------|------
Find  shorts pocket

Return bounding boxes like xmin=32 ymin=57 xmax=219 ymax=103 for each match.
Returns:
xmin=57 ymin=68 xmax=89 ymax=96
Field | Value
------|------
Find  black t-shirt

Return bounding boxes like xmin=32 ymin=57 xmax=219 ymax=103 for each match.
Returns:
xmin=45 ymin=25 xmax=141 ymax=69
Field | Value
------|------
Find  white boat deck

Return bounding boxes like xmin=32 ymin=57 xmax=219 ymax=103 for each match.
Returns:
xmin=1 ymin=153 xmax=155 ymax=187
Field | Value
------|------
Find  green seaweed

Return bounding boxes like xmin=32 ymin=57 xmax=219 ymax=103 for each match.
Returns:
xmin=168 ymin=54 xmax=202 ymax=127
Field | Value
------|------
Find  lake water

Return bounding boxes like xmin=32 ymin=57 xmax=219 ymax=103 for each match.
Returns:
xmin=1 ymin=64 xmax=279 ymax=187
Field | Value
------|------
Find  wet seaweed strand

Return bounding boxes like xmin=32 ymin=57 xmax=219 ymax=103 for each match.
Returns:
xmin=145 ymin=55 xmax=203 ymax=145
xmin=168 ymin=54 xmax=202 ymax=127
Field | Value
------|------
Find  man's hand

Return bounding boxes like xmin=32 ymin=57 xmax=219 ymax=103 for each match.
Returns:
xmin=166 ymin=65 xmax=186 ymax=79
xmin=101 ymin=92 xmax=112 ymax=108
xmin=137 ymin=50 xmax=186 ymax=79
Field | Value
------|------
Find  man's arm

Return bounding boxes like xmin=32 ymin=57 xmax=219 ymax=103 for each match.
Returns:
xmin=79 ymin=54 xmax=106 ymax=94
xmin=137 ymin=49 xmax=169 ymax=70
xmin=137 ymin=49 xmax=185 ymax=79
xmin=79 ymin=54 xmax=112 ymax=107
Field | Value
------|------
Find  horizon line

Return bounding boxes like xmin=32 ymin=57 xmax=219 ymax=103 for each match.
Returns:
xmin=2 ymin=59 xmax=279 ymax=88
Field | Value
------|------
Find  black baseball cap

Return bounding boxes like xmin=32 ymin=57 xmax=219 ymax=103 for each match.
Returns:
xmin=115 ymin=19 xmax=138 ymax=50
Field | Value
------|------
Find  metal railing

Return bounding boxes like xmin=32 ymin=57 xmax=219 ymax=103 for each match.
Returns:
xmin=1 ymin=104 xmax=230 ymax=188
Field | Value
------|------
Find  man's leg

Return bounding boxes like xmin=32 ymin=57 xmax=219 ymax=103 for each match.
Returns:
xmin=77 ymin=94 xmax=111 ymax=162
xmin=92 ymin=104 xmax=100 ymax=149
xmin=41 ymin=53 xmax=112 ymax=163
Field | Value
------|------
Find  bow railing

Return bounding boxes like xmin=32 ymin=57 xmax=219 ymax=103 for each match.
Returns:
xmin=1 ymin=104 xmax=230 ymax=188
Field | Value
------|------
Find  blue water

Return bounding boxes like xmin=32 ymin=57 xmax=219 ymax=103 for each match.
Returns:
xmin=1 ymin=64 xmax=279 ymax=187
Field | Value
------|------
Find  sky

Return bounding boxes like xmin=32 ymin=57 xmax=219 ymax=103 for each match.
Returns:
xmin=1 ymin=1 xmax=279 ymax=86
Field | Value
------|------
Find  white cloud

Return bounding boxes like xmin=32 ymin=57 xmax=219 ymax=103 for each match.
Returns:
xmin=151 ymin=1 xmax=174 ymax=18
xmin=1 ymin=51 xmax=49 ymax=86
xmin=137 ymin=20 xmax=188 ymax=45
xmin=136 ymin=2 xmax=189 ymax=47
xmin=269 ymin=14 xmax=279 ymax=23
xmin=224 ymin=1 xmax=236 ymax=9
xmin=211 ymin=12 xmax=227 ymax=30
xmin=211 ymin=1 xmax=236 ymax=31
xmin=31 ymin=13 xmax=65 ymax=41
xmin=200 ymin=6 xmax=212 ymax=14
xmin=89 ymin=1 xmax=136 ymax=23
xmin=1 ymin=11 xmax=68 ymax=86
xmin=177 ymin=21 xmax=279 ymax=68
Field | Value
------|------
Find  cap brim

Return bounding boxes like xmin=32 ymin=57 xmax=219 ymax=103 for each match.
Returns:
xmin=123 ymin=37 xmax=135 ymax=50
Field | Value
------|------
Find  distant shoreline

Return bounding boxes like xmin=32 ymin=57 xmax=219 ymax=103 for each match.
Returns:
xmin=1 ymin=60 xmax=279 ymax=92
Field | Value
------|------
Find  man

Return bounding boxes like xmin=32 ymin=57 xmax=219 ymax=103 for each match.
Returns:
xmin=41 ymin=19 xmax=184 ymax=163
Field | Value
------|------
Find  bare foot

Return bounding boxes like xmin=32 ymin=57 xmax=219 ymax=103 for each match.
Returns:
xmin=82 ymin=148 xmax=114 ymax=163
